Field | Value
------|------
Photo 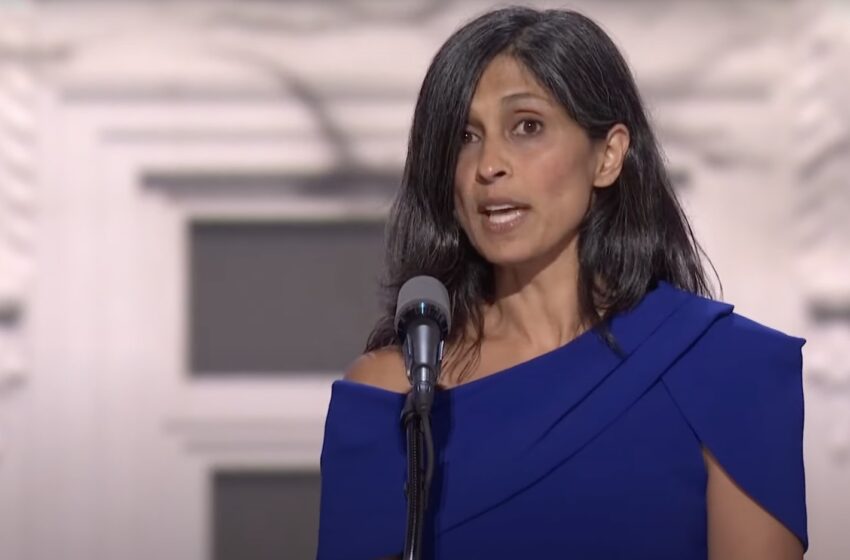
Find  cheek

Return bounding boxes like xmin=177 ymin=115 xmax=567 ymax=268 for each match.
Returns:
xmin=452 ymin=182 xmax=469 ymax=229
xmin=453 ymin=155 xmax=474 ymax=196
xmin=453 ymin=161 xmax=476 ymax=218
xmin=537 ymin=148 xmax=596 ymax=200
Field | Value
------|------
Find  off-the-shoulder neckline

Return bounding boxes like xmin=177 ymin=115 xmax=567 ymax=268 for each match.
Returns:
xmin=334 ymin=322 xmax=601 ymax=401
xmin=333 ymin=281 xmax=683 ymax=401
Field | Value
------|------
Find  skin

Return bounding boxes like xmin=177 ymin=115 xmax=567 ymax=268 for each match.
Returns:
xmin=346 ymin=54 xmax=803 ymax=559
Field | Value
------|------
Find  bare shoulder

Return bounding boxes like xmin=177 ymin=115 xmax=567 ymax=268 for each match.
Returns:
xmin=344 ymin=346 xmax=409 ymax=394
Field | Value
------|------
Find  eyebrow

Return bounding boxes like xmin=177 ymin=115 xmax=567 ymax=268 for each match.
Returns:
xmin=501 ymin=92 xmax=553 ymax=105
xmin=465 ymin=91 xmax=554 ymax=125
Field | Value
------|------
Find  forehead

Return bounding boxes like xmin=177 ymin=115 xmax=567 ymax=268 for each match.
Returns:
xmin=470 ymin=54 xmax=553 ymax=105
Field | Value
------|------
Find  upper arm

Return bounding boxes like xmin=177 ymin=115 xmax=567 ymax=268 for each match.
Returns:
xmin=344 ymin=347 xmax=410 ymax=394
xmin=704 ymin=448 xmax=804 ymax=560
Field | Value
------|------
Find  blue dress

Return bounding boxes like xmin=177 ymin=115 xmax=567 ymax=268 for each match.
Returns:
xmin=317 ymin=282 xmax=807 ymax=559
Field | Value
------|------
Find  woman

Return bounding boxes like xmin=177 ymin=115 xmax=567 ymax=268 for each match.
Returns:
xmin=318 ymin=7 xmax=806 ymax=559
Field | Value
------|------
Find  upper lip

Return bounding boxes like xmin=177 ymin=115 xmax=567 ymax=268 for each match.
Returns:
xmin=477 ymin=198 xmax=530 ymax=213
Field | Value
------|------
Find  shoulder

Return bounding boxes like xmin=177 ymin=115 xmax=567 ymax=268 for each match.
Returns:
xmin=343 ymin=346 xmax=410 ymax=394
xmin=697 ymin=307 xmax=805 ymax=370
xmin=661 ymin=292 xmax=806 ymax=399
xmin=710 ymin=309 xmax=803 ymax=347
xmin=662 ymin=294 xmax=806 ymax=404
xmin=660 ymin=295 xmax=806 ymax=450
xmin=672 ymin=287 xmax=805 ymax=363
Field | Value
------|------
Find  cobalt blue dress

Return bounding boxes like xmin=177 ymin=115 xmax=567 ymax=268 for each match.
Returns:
xmin=317 ymin=282 xmax=807 ymax=559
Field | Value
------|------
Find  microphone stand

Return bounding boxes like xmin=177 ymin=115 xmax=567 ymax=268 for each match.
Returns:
xmin=400 ymin=367 xmax=436 ymax=560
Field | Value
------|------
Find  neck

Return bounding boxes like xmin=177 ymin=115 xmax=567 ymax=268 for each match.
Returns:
xmin=488 ymin=235 xmax=585 ymax=350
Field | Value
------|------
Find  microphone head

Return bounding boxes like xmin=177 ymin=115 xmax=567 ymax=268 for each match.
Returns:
xmin=394 ymin=275 xmax=452 ymax=337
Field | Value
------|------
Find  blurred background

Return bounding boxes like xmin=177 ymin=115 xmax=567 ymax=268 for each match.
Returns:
xmin=0 ymin=0 xmax=847 ymax=558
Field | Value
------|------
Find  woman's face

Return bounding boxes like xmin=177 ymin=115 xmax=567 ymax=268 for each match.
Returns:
xmin=453 ymin=54 xmax=615 ymax=268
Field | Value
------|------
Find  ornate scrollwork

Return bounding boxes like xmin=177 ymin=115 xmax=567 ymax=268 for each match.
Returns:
xmin=791 ymin=3 xmax=850 ymax=461
xmin=0 ymin=7 xmax=36 ymax=399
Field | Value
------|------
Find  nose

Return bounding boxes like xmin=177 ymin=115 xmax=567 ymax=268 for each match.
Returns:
xmin=476 ymin=138 xmax=511 ymax=183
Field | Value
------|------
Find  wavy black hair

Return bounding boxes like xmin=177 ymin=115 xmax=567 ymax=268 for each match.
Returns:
xmin=365 ymin=6 xmax=715 ymax=379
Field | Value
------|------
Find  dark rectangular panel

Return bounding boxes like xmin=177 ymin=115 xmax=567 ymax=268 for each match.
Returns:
xmin=189 ymin=220 xmax=385 ymax=374
xmin=213 ymin=470 xmax=320 ymax=560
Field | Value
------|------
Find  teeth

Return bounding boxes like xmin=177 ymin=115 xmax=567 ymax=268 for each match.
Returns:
xmin=487 ymin=209 xmax=523 ymax=224
xmin=485 ymin=204 xmax=517 ymax=212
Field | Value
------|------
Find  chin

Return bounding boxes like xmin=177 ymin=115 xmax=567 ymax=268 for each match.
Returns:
xmin=476 ymin=236 xmax=570 ymax=271
xmin=479 ymin=246 xmax=538 ymax=267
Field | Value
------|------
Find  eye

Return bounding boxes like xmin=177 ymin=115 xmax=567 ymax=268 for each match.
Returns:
xmin=461 ymin=129 xmax=479 ymax=144
xmin=513 ymin=119 xmax=543 ymax=136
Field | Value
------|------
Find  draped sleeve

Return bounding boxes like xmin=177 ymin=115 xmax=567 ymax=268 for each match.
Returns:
xmin=661 ymin=313 xmax=808 ymax=550
xmin=317 ymin=381 xmax=407 ymax=560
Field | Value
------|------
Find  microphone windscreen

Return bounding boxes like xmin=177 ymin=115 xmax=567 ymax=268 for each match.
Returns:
xmin=394 ymin=275 xmax=452 ymax=333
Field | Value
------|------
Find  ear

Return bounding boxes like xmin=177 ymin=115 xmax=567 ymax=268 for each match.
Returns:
xmin=592 ymin=124 xmax=630 ymax=188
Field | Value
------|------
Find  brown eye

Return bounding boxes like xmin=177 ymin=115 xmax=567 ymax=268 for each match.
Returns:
xmin=461 ymin=129 xmax=479 ymax=144
xmin=513 ymin=119 xmax=542 ymax=136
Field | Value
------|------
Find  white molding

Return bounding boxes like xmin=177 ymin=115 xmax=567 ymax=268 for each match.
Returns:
xmin=164 ymin=416 xmax=325 ymax=467
xmin=0 ymin=12 xmax=37 ymax=560
xmin=0 ymin=4 xmax=37 ymax=394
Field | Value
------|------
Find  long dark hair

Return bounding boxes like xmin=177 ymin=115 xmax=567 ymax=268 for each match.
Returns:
xmin=365 ymin=6 xmax=715 ymax=379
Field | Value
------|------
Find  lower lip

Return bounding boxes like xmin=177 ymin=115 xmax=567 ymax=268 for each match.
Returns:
xmin=481 ymin=208 xmax=528 ymax=233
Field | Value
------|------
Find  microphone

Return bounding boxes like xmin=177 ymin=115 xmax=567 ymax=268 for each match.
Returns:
xmin=395 ymin=275 xmax=452 ymax=415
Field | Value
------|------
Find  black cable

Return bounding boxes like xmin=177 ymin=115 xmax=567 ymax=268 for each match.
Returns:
xmin=421 ymin=412 xmax=435 ymax=495
xmin=402 ymin=398 xmax=437 ymax=560
xmin=402 ymin=398 xmax=422 ymax=560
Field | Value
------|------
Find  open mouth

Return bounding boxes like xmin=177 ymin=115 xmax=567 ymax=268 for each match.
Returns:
xmin=479 ymin=204 xmax=529 ymax=230
xmin=485 ymin=207 xmax=526 ymax=223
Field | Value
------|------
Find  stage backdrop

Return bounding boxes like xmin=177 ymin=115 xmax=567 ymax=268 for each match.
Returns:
xmin=0 ymin=1 xmax=847 ymax=559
